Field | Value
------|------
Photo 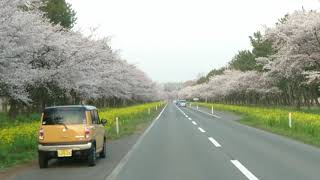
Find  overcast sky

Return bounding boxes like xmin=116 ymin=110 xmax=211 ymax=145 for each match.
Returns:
xmin=67 ymin=0 xmax=319 ymax=82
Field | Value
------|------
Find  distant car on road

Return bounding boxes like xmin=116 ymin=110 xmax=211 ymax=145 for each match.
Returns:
xmin=37 ymin=105 xmax=107 ymax=168
xmin=178 ymin=100 xmax=187 ymax=107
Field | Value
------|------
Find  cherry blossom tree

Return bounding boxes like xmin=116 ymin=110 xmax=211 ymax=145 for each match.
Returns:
xmin=179 ymin=10 xmax=320 ymax=107
xmin=264 ymin=10 xmax=320 ymax=107
xmin=0 ymin=0 xmax=160 ymax=115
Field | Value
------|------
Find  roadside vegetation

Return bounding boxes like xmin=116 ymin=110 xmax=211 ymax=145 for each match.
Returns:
xmin=194 ymin=102 xmax=320 ymax=147
xmin=0 ymin=0 xmax=165 ymax=172
xmin=179 ymin=11 xmax=320 ymax=108
xmin=0 ymin=102 xmax=164 ymax=171
xmin=0 ymin=0 xmax=161 ymax=118
xmin=100 ymin=102 xmax=165 ymax=139
xmin=175 ymin=9 xmax=320 ymax=147
xmin=0 ymin=113 xmax=39 ymax=171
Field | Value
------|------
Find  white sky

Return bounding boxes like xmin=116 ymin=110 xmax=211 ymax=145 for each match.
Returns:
xmin=67 ymin=0 xmax=319 ymax=82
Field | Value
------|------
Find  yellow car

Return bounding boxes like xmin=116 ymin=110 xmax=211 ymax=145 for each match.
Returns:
xmin=37 ymin=105 xmax=107 ymax=168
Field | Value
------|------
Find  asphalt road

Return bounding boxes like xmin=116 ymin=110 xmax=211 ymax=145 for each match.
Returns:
xmin=108 ymin=103 xmax=320 ymax=180
xmin=9 ymin=103 xmax=320 ymax=180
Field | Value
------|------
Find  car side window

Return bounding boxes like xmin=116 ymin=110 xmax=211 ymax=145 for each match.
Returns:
xmin=91 ymin=110 xmax=97 ymax=124
xmin=94 ymin=110 xmax=100 ymax=124
xmin=91 ymin=110 xmax=100 ymax=124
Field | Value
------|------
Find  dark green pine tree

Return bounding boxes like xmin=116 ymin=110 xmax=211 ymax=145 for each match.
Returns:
xmin=41 ymin=0 xmax=77 ymax=29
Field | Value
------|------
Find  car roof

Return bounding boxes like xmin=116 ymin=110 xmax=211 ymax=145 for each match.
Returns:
xmin=44 ymin=105 xmax=97 ymax=111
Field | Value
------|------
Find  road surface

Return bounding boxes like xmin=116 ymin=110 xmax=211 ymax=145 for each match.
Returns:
xmin=10 ymin=103 xmax=320 ymax=180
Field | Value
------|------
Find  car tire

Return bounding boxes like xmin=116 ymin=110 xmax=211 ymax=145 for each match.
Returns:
xmin=38 ymin=151 xmax=48 ymax=169
xmin=88 ymin=144 xmax=96 ymax=166
xmin=99 ymin=140 xmax=107 ymax=158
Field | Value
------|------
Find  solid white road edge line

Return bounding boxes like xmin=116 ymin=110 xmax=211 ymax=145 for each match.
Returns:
xmin=208 ymin=137 xmax=221 ymax=147
xmin=189 ymin=107 xmax=221 ymax=119
xmin=175 ymin=105 xmax=184 ymax=113
xmin=231 ymin=160 xmax=259 ymax=180
xmin=192 ymin=121 xmax=197 ymax=125
xmin=198 ymin=127 xmax=206 ymax=133
xmin=105 ymin=103 xmax=168 ymax=180
xmin=175 ymin=104 xmax=189 ymax=118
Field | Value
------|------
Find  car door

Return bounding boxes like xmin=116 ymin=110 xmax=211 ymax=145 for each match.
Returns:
xmin=92 ymin=110 xmax=104 ymax=152
xmin=90 ymin=110 xmax=99 ymax=151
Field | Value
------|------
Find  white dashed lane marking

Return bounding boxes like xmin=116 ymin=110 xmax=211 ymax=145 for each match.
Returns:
xmin=231 ymin=160 xmax=259 ymax=180
xmin=178 ymin=104 xmax=259 ymax=180
xmin=208 ymin=137 xmax=221 ymax=147
xmin=198 ymin=127 xmax=206 ymax=133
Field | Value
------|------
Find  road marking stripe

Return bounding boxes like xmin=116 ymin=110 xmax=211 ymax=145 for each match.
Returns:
xmin=105 ymin=104 xmax=168 ymax=180
xmin=188 ymin=117 xmax=192 ymax=120
xmin=208 ymin=137 xmax=221 ymax=147
xmin=156 ymin=105 xmax=167 ymax=120
xmin=176 ymin=105 xmax=188 ymax=118
xmin=198 ymin=127 xmax=206 ymax=133
xmin=231 ymin=160 xmax=259 ymax=180
xmin=192 ymin=121 xmax=197 ymax=125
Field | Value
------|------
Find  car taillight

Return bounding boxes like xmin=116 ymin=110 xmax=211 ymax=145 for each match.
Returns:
xmin=39 ymin=128 xmax=44 ymax=140
xmin=85 ymin=127 xmax=90 ymax=139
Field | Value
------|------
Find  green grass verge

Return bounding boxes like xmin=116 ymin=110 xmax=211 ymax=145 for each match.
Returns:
xmin=100 ymin=102 xmax=165 ymax=139
xmin=193 ymin=102 xmax=320 ymax=148
xmin=0 ymin=102 xmax=164 ymax=171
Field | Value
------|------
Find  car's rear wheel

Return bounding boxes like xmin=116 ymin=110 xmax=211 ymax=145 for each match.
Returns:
xmin=88 ymin=145 xmax=96 ymax=166
xmin=38 ymin=151 xmax=48 ymax=169
xmin=99 ymin=140 xmax=107 ymax=158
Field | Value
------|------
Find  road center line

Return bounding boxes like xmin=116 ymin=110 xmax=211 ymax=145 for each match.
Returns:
xmin=198 ymin=127 xmax=206 ymax=133
xmin=188 ymin=117 xmax=192 ymax=120
xmin=231 ymin=160 xmax=259 ymax=180
xmin=192 ymin=121 xmax=197 ymax=125
xmin=208 ymin=137 xmax=221 ymax=147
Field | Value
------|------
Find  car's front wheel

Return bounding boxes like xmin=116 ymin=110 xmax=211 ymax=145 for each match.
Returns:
xmin=38 ymin=151 xmax=48 ymax=169
xmin=88 ymin=145 xmax=96 ymax=166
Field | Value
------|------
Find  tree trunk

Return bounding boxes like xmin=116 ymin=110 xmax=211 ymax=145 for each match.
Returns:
xmin=2 ymin=97 xmax=8 ymax=113
xmin=8 ymin=99 xmax=19 ymax=118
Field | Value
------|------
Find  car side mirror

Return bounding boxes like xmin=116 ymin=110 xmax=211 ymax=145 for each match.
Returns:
xmin=101 ymin=119 xmax=107 ymax=125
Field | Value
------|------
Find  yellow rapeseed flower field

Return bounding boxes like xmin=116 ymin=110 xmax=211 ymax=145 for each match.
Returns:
xmin=0 ymin=122 xmax=39 ymax=146
xmin=100 ymin=102 xmax=164 ymax=138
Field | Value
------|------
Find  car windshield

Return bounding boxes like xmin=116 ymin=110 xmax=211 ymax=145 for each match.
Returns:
xmin=42 ymin=108 xmax=86 ymax=125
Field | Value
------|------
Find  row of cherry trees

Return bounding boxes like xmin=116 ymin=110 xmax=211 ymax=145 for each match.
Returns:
xmin=179 ymin=10 xmax=320 ymax=108
xmin=0 ymin=0 xmax=160 ymax=115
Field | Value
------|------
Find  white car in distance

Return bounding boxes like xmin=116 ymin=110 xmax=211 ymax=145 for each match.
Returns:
xmin=178 ymin=100 xmax=187 ymax=107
